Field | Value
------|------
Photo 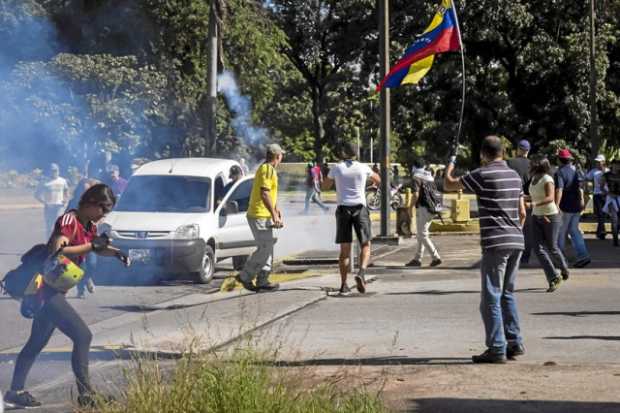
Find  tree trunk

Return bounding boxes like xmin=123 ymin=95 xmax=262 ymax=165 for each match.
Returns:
xmin=311 ymin=85 xmax=325 ymax=162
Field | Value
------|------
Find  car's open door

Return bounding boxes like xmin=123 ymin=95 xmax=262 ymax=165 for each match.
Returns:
xmin=215 ymin=176 xmax=256 ymax=258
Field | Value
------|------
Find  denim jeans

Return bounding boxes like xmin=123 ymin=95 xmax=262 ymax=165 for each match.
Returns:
xmin=304 ymin=187 xmax=328 ymax=213
xmin=558 ymin=212 xmax=589 ymax=261
xmin=521 ymin=208 xmax=534 ymax=262
xmin=480 ymin=249 xmax=523 ymax=353
xmin=532 ymin=214 xmax=569 ymax=282
xmin=593 ymin=194 xmax=607 ymax=238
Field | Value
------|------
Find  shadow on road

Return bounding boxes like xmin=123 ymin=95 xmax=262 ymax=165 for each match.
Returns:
xmin=385 ymin=287 xmax=545 ymax=296
xmin=406 ymin=398 xmax=620 ymax=413
xmin=544 ymin=335 xmax=620 ymax=341
xmin=532 ymin=310 xmax=620 ymax=317
xmin=274 ymin=356 xmax=471 ymax=367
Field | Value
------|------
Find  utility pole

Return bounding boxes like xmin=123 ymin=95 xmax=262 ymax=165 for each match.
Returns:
xmin=589 ymin=0 xmax=600 ymax=157
xmin=379 ymin=0 xmax=391 ymax=237
xmin=206 ymin=1 xmax=219 ymax=155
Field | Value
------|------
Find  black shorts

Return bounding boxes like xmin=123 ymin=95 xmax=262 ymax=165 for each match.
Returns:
xmin=335 ymin=205 xmax=372 ymax=244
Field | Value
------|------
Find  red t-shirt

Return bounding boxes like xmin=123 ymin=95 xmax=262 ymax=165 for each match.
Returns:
xmin=51 ymin=210 xmax=97 ymax=265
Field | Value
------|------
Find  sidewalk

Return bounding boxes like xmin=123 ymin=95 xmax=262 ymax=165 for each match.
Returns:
xmin=1 ymin=234 xmax=619 ymax=412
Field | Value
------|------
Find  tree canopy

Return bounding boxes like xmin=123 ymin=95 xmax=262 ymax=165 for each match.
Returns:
xmin=0 ymin=0 xmax=617 ymax=171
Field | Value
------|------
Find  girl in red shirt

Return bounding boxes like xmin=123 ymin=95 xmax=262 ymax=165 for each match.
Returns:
xmin=5 ymin=184 xmax=128 ymax=409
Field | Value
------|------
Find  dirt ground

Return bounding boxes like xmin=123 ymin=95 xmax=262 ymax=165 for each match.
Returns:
xmin=297 ymin=363 xmax=620 ymax=413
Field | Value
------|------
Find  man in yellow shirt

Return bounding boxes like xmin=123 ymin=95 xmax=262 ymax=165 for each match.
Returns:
xmin=236 ymin=144 xmax=285 ymax=292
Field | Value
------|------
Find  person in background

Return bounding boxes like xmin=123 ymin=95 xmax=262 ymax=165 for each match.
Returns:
xmin=527 ymin=157 xmax=570 ymax=292
xmin=35 ymin=163 xmax=69 ymax=240
xmin=67 ymin=178 xmax=101 ymax=299
xmin=507 ymin=140 xmax=533 ymax=264
xmin=601 ymin=159 xmax=620 ymax=247
xmin=239 ymin=158 xmax=249 ymax=176
xmin=586 ymin=154 xmax=608 ymax=240
xmin=216 ymin=165 xmax=244 ymax=209
xmin=236 ymin=144 xmax=285 ymax=292
xmin=372 ymin=163 xmax=380 ymax=175
xmin=554 ymin=149 xmax=590 ymax=268
xmin=106 ymin=164 xmax=128 ymax=198
xmin=304 ymin=161 xmax=329 ymax=214
xmin=444 ymin=136 xmax=526 ymax=364
xmin=392 ymin=164 xmax=400 ymax=185
xmin=323 ymin=142 xmax=381 ymax=296
xmin=406 ymin=166 xmax=442 ymax=267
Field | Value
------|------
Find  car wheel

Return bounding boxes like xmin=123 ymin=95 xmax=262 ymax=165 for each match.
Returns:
xmin=196 ymin=245 xmax=215 ymax=284
xmin=232 ymin=255 xmax=249 ymax=271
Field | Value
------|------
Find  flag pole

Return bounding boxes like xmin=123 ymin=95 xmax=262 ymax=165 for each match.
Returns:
xmin=450 ymin=0 xmax=466 ymax=156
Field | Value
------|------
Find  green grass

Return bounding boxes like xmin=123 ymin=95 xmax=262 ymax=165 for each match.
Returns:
xmin=91 ymin=349 xmax=388 ymax=413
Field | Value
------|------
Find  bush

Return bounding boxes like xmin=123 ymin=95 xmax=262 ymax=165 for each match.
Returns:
xmin=92 ymin=349 xmax=387 ymax=413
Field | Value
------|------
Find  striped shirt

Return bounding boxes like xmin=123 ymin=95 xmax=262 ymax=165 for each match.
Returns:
xmin=461 ymin=161 xmax=524 ymax=251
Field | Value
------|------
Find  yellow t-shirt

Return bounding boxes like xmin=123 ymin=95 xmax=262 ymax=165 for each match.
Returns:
xmin=247 ymin=163 xmax=278 ymax=219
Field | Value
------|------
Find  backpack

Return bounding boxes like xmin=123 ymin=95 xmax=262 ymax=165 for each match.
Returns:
xmin=419 ymin=181 xmax=444 ymax=214
xmin=0 ymin=244 xmax=48 ymax=300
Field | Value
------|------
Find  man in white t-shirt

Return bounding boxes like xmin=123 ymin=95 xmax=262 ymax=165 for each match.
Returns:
xmin=35 ymin=163 xmax=69 ymax=239
xmin=324 ymin=142 xmax=380 ymax=295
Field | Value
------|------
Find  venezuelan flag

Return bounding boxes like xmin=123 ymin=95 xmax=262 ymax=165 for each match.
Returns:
xmin=376 ymin=0 xmax=461 ymax=91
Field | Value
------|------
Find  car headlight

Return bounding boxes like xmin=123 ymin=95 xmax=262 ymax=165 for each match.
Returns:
xmin=175 ymin=224 xmax=200 ymax=240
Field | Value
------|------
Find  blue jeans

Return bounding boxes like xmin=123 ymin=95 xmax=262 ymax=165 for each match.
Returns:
xmin=480 ymin=249 xmax=523 ymax=354
xmin=558 ymin=212 xmax=589 ymax=261
xmin=532 ymin=214 xmax=569 ymax=282
xmin=304 ymin=187 xmax=328 ymax=213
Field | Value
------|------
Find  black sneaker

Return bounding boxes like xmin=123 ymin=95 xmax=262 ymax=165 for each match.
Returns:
xmin=561 ymin=269 xmax=570 ymax=281
xmin=354 ymin=272 xmax=366 ymax=294
xmin=507 ymin=343 xmax=526 ymax=360
xmin=4 ymin=390 xmax=42 ymax=408
xmin=405 ymin=259 xmax=422 ymax=267
xmin=547 ymin=277 xmax=562 ymax=293
xmin=573 ymin=257 xmax=591 ymax=268
xmin=235 ymin=274 xmax=258 ymax=292
xmin=472 ymin=349 xmax=506 ymax=364
xmin=257 ymin=283 xmax=280 ymax=292
xmin=339 ymin=284 xmax=352 ymax=296
xmin=430 ymin=258 xmax=442 ymax=267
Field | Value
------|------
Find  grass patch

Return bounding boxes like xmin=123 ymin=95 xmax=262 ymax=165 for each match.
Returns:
xmin=90 ymin=349 xmax=388 ymax=413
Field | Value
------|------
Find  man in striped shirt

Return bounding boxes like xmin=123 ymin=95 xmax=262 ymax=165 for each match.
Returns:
xmin=444 ymin=135 xmax=527 ymax=364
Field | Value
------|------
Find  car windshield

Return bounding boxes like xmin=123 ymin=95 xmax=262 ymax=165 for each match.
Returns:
xmin=115 ymin=175 xmax=211 ymax=213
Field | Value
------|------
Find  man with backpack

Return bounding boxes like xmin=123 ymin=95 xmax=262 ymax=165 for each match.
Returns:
xmin=406 ymin=166 xmax=442 ymax=267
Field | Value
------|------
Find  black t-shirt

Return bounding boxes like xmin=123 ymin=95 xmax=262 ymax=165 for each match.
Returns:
xmin=605 ymin=172 xmax=620 ymax=195
xmin=506 ymin=157 xmax=531 ymax=195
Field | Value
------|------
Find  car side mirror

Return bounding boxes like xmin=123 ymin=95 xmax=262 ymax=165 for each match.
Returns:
xmin=226 ymin=200 xmax=239 ymax=214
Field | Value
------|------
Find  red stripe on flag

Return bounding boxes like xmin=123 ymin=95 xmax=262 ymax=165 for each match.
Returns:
xmin=377 ymin=27 xmax=460 ymax=92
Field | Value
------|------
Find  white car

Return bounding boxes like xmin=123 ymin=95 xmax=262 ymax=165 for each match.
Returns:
xmin=99 ymin=158 xmax=256 ymax=284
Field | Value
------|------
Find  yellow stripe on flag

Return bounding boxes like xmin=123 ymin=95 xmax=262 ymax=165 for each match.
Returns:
xmin=402 ymin=55 xmax=435 ymax=85
xmin=424 ymin=0 xmax=452 ymax=33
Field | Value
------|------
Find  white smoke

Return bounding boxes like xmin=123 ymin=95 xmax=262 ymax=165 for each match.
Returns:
xmin=217 ymin=70 xmax=268 ymax=147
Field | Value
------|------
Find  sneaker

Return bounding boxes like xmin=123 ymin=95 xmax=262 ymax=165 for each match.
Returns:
xmin=339 ymin=284 xmax=352 ymax=296
xmin=430 ymin=258 xmax=442 ymax=267
xmin=257 ymin=283 xmax=280 ymax=292
xmin=561 ymin=269 xmax=570 ymax=281
xmin=86 ymin=278 xmax=96 ymax=294
xmin=354 ymin=272 xmax=366 ymax=294
xmin=507 ymin=343 xmax=526 ymax=360
xmin=573 ymin=257 xmax=591 ymax=268
xmin=472 ymin=349 xmax=506 ymax=364
xmin=405 ymin=259 xmax=422 ymax=267
xmin=4 ymin=390 xmax=42 ymax=408
xmin=547 ymin=277 xmax=562 ymax=293
xmin=234 ymin=274 xmax=258 ymax=292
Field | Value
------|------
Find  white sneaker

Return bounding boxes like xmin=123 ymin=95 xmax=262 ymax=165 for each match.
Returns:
xmin=86 ymin=279 xmax=96 ymax=294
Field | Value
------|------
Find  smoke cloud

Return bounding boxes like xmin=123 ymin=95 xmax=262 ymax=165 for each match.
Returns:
xmin=218 ymin=71 xmax=268 ymax=148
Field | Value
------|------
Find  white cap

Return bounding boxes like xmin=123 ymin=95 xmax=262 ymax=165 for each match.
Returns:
xmin=594 ymin=154 xmax=606 ymax=162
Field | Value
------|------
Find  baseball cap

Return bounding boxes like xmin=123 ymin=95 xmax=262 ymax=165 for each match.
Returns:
xmin=594 ymin=154 xmax=606 ymax=162
xmin=517 ymin=139 xmax=531 ymax=151
xmin=266 ymin=143 xmax=285 ymax=155
xmin=558 ymin=148 xmax=573 ymax=160
xmin=412 ymin=167 xmax=434 ymax=182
